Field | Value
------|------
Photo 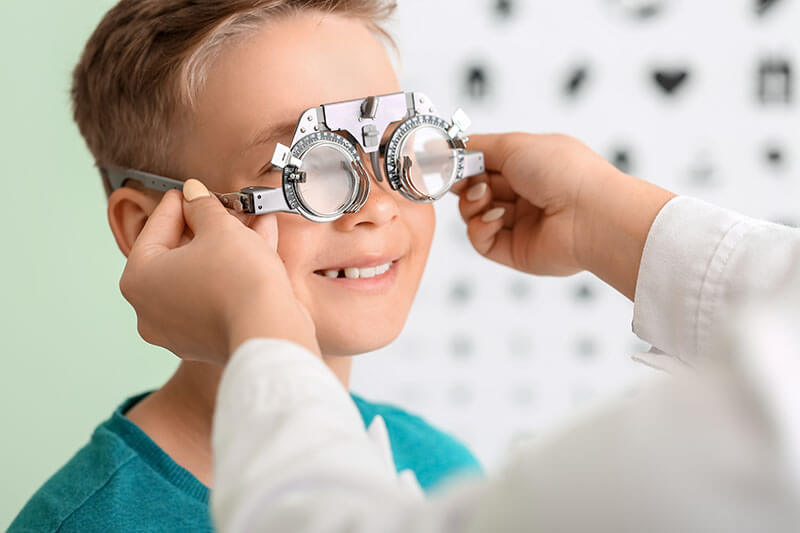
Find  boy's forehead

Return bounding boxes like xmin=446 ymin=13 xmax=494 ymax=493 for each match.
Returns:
xmin=243 ymin=120 xmax=298 ymax=155
xmin=200 ymin=12 xmax=400 ymax=149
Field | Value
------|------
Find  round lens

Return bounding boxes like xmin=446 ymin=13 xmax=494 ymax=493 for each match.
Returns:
xmin=296 ymin=143 xmax=356 ymax=216
xmin=399 ymin=126 xmax=456 ymax=199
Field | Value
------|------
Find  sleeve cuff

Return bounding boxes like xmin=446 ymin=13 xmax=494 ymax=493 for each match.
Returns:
xmin=632 ymin=196 xmax=755 ymax=363
xmin=217 ymin=338 xmax=353 ymax=421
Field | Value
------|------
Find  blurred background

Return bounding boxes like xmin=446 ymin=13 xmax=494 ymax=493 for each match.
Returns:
xmin=1 ymin=0 xmax=798 ymax=527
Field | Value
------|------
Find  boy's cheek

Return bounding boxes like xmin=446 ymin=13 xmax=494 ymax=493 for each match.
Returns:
xmin=279 ymin=260 xmax=418 ymax=356
xmin=270 ymin=205 xmax=434 ymax=355
xmin=405 ymin=204 xmax=436 ymax=267
xmin=311 ymin=303 xmax=409 ymax=356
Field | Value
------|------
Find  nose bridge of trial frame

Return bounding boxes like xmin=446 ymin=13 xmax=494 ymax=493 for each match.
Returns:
xmin=286 ymin=92 xmax=447 ymax=184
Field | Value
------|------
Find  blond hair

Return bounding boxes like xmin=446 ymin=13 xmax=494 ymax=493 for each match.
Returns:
xmin=71 ymin=0 xmax=397 ymax=195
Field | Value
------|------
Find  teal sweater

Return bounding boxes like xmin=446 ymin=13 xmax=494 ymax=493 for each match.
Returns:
xmin=10 ymin=393 xmax=481 ymax=532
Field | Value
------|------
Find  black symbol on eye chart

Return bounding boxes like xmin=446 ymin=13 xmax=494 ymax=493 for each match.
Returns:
xmin=575 ymin=337 xmax=599 ymax=359
xmin=465 ymin=65 xmax=490 ymax=100
xmin=756 ymin=0 xmax=785 ymax=16
xmin=611 ymin=147 xmax=634 ymax=174
xmin=764 ymin=143 xmax=787 ymax=171
xmin=688 ymin=151 xmax=715 ymax=186
xmin=563 ymin=65 xmax=591 ymax=98
xmin=507 ymin=277 xmax=533 ymax=302
xmin=494 ymin=0 xmax=514 ymax=19
xmin=758 ymin=58 xmax=793 ymax=104
xmin=574 ymin=283 xmax=595 ymax=302
xmin=448 ymin=280 xmax=474 ymax=306
xmin=652 ymin=68 xmax=690 ymax=96
xmin=607 ymin=0 xmax=668 ymax=20
xmin=451 ymin=334 xmax=475 ymax=360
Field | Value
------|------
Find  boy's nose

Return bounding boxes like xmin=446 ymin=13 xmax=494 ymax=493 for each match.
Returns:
xmin=333 ymin=160 xmax=398 ymax=231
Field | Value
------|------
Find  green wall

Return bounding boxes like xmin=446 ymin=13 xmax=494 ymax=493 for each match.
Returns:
xmin=0 ymin=2 xmax=178 ymax=528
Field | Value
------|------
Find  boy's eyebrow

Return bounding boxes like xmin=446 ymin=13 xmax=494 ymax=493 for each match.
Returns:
xmin=242 ymin=120 xmax=298 ymax=154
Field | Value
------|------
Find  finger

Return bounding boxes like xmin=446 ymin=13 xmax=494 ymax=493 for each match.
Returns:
xmin=466 ymin=210 xmax=514 ymax=266
xmin=249 ymin=213 xmax=279 ymax=251
xmin=484 ymin=172 xmax=518 ymax=202
xmin=182 ymin=179 xmax=233 ymax=236
xmin=458 ymin=179 xmax=520 ymax=227
xmin=457 ymin=177 xmax=492 ymax=221
xmin=490 ymin=200 xmax=517 ymax=228
xmin=131 ymin=189 xmax=186 ymax=257
xmin=450 ymin=171 xmax=518 ymax=203
xmin=466 ymin=133 xmax=522 ymax=173
xmin=449 ymin=174 xmax=481 ymax=195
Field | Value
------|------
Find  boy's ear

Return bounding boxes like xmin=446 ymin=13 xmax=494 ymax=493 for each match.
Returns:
xmin=108 ymin=186 xmax=162 ymax=257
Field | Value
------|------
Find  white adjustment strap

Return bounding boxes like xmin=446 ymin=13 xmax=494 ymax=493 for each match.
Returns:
xmin=271 ymin=143 xmax=303 ymax=169
xmin=460 ymin=150 xmax=485 ymax=178
xmin=448 ymin=108 xmax=472 ymax=137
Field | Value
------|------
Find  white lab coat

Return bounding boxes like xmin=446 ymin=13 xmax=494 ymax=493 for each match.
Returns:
xmin=211 ymin=197 xmax=800 ymax=533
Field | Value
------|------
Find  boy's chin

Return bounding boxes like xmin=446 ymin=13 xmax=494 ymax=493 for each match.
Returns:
xmin=317 ymin=328 xmax=403 ymax=357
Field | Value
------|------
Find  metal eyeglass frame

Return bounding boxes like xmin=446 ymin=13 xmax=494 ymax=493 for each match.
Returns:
xmin=101 ymin=91 xmax=486 ymax=223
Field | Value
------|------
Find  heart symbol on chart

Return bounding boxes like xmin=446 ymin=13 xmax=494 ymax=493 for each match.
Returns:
xmin=653 ymin=69 xmax=690 ymax=95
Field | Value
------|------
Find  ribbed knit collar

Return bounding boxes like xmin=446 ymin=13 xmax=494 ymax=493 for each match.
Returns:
xmin=105 ymin=391 xmax=369 ymax=504
xmin=105 ymin=392 xmax=210 ymax=503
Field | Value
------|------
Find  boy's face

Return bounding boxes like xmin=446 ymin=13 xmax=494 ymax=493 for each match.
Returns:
xmin=176 ymin=12 xmax=435 ymax=356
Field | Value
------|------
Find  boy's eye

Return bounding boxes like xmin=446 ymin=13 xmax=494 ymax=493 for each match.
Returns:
xmin=257 ymin=166 xmax=283 ymax=188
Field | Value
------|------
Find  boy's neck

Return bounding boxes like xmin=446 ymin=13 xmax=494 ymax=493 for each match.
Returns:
xmin=126 ymin=353 xmax=352 ymax=487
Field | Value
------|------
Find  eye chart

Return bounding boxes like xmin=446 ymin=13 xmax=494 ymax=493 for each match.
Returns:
xmin=351 ymin=0 xmax=800 ymax=468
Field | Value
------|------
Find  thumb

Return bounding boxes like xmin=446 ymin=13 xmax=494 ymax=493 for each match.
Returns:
xmin=182 ymin=179 xmax=230 ymax=236
xmin=131 ymin=189 xmax=186 ymax=259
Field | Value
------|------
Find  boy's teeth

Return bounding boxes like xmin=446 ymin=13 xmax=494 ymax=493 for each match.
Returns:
xmin=325 ymin=262 xmax=392 ymax=280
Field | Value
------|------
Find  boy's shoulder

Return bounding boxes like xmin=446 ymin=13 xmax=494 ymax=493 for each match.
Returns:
xmin=350 ymin=393 xmax=483 ymax=491
xmin=9 ymin=394 xmax=211 ymax=533
xmin=10 ymin=422 xmax=136 ymax=532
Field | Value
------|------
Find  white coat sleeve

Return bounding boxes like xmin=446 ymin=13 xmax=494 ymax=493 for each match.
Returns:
xmin=211 ymin=338 xmax=483 ymax=533
xmin=211 ymin=335 xmax=800 ymax=533
xmin=632 ymin=196 xmax=800 ymax=366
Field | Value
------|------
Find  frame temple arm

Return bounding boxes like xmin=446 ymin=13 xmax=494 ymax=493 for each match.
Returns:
xmin=101 ymin=166 xmax=185 ymax=192
xmin=100 ymin=166 xmax=292 ymax=216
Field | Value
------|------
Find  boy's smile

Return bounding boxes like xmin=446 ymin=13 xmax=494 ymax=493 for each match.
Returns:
xmin=314 ymin=254 xmax=401 ymax=281
xmin=174 ymin=11 xmax=435 ymax=357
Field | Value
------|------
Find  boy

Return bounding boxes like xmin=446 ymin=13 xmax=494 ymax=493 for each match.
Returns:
xmin=10 ymin=1 xmax=481 ymax=531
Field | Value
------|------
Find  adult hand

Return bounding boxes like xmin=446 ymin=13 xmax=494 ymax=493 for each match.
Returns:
xmin=455 ymin=133 xmax=676 ymax=299
xmin=119 ymin=180 xmax=319 ymax=364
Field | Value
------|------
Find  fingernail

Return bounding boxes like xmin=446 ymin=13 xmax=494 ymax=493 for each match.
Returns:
xmin=466 ymin=182 xmax=487 ymax=202
xmin=183 ymin=179 xmax=210 ymax=201
xmin=481 ymin=207 xmax=506 ymax=223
